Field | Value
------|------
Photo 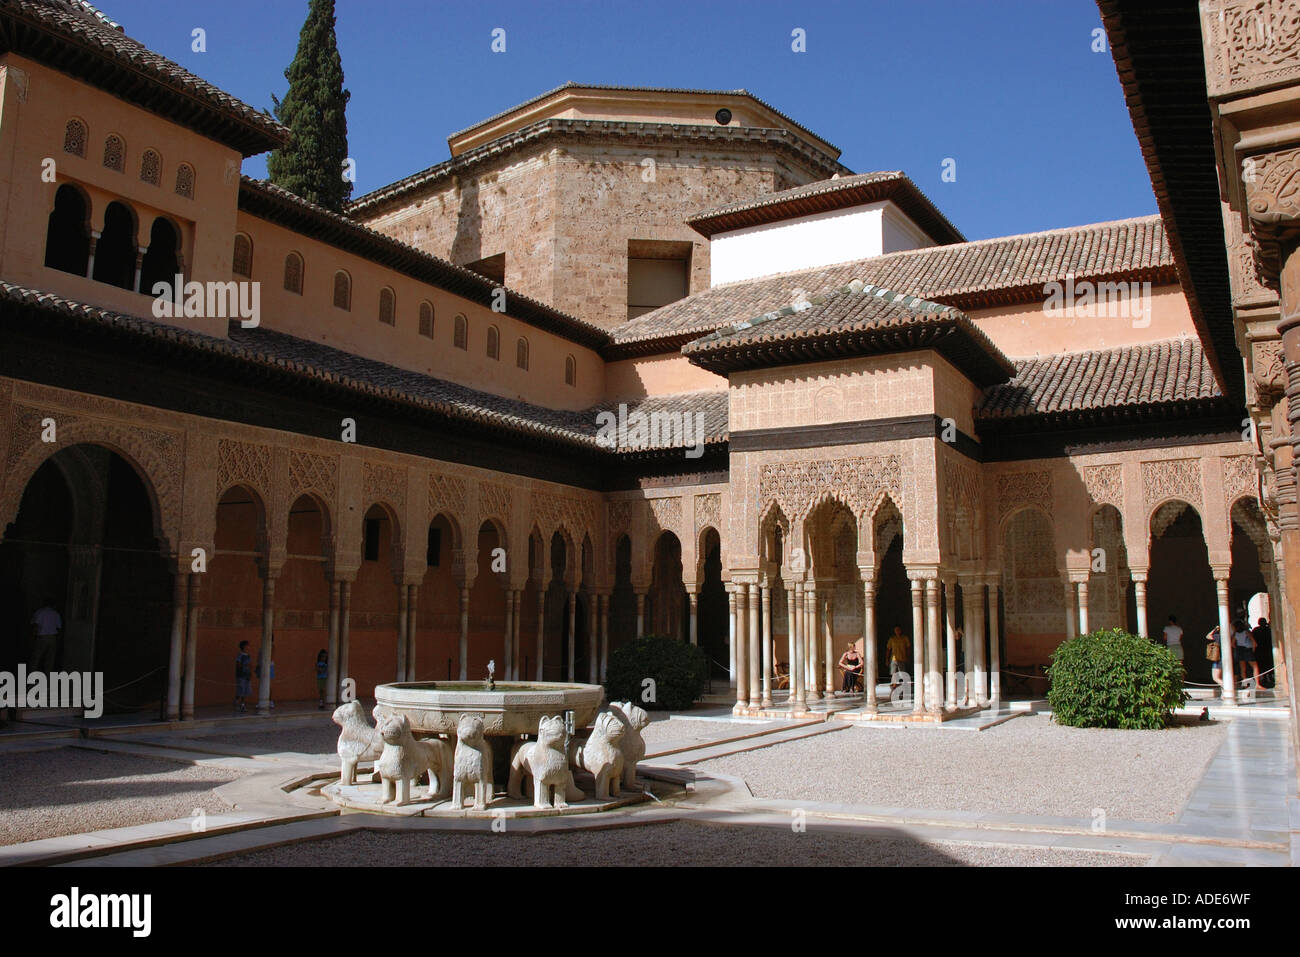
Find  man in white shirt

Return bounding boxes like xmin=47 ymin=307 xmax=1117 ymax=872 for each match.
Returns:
xmin=30 ymin=597 xmax=62 ymax=672
xmin=1162 ymin=615 xmax=1184 ymax=661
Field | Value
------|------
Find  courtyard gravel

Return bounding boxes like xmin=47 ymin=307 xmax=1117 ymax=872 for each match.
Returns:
xmin=202 ymin=821 xmax=1144 ymax=866
xmin=0 ymin=745 xmax=247 ymax=846
xmin=697 ymin=713 xmax=1228 ymax=823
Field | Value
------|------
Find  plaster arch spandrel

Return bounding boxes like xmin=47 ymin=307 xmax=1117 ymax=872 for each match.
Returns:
xmin=1 ymin=405 xmax=184 ymax=552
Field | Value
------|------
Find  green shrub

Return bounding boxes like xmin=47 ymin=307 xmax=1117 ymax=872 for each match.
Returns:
xmin=605 ymin=635 xmax=707 ymax=711
xmin=1046 ymin=627 xmax=1187 ymax=729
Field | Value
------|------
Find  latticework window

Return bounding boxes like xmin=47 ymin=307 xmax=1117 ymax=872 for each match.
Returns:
xmin=378 ymin=287 xmax=396 ymax=326
xmin=418 ymin=301 xmax=434 ymax=338
xmin=333 ymin=270 xmax=351 ymax=310
xmin=102 ymin=134 xmax=124 ymax=172
xmin=63 ymin=119 xmax=87 ymax=157
xmin=283 ymin=252 xmax=303 ymax=294
xmin=486 ymin=325 xmax=499 ymax=360
xmin=516 ymin=337 xmax=529 ymax=370
xmin=232 ymin=234 xmax=252 ymax=277
xmin=453 ymin=314 xmax=467 ymax=350
xmin=174 ymin=163 xmax=195 ymax=199
xmin=139 ymin=149 xmax=161 ymax=186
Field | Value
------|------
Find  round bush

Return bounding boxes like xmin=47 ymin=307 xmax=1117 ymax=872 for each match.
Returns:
xmin=605 ymin=635 xmax=707 ymax=711
xmin=1046 ymin=627 xmax=1187 ymax=729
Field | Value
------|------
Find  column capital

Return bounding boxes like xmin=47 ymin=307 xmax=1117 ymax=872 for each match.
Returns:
xmin=1210 ymin=565 xmax=1233 ymax=583
xmin=1129 ymin=567 xmax=1149 ymax=583
xmin=905 ymin=565 xmax=939 ymax=581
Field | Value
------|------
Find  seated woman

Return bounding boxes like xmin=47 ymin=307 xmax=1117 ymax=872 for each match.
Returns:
xmin=837 ymin=643 xmax=864 ymax=694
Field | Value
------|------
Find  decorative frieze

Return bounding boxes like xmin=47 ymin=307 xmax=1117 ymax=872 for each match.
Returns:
xmin=1202 ymin=1 xmax=1300 ymax=99
xmin=217 ymin=438 xmax=273 ymax=500
xmin=1082 ymin=464 xmax=1123 ymax=509
xmin=647 ymin=496 xmax=682 ymax=536
xmin=759 ymin=454 xmax=902 ymax=519
xmin=478 ymin=481 xmax=513 ymax=525
xmin=288 ymin=449 xmax=338 ymax=503
xmin=362 ymin=461 xmax=406 ymax=512
xmin=428 ymin=472 xmax=467 ymax=518
xmin=996 ymin=470 xmax=1051 ymax=523
xmin=1141 ymin=459 xmax=1203 ymax=509
xmin=1222 ymin=454 xmax=1258 ymax=508
xmin=695 ymin=492 xmax=721 ymax=534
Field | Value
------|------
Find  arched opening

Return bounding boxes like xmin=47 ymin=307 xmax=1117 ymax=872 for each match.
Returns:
xmin=564 ymin=354 xmax=577 ymax=387
xmin=804 ymin=498 xmax=859 ymax=695
xmin=453 ymin=314 xmax=468 ymax=350
xmin=378 ymin=286 xmax=395 ymax=326
xmin=647 ymin=531 xmax=687 ymax=640
xmin=139 ymin=217 xmax=181 ymax=296
xmin=486 ymin=325 xmax=500 ymax=360
xmin=1147 ymin=501 xmax=1217 ymax=686
xmin=277 ymin=494 xmax=331 ymax=703
xmin=2 ymin=445 xmax=172 ymax=715
xmin=232 ymin=233 xmax=252 ymax=278
xmin=609 ymin=533 xmax=634 ymax=659
xmin=419 ymin=301 xmax=434 ymax=338
xmin=1230 ymin=498 xmax=1272 ymax=687
xmin=91 ymin=200 xmax=136 ymax=290
xmin=283 ymin=252 xmax=304 ymax=294
xmin=516 ymin=337 xmax=529 ymax=370
xmin=417 ymin=514 xmax=461 ymax=681
xmin=332 ymin=270 xmax=351 ymax=310
xmin=698 ymin=527 xmax=727 ymax=678
xmin=348 ymin=503 xmax=400 ymax=698
xmin=544 ymin=531 xmax=572 ymax=680
xmin=468 ymin=521 xmax=507 ymax=680
xmin=201 ymin=485 xmax=268 ymax=708
xmin=874 ymin=503 xmax=909 ymax=689
xmin=43 ymin=184 xmax=90 ymax=277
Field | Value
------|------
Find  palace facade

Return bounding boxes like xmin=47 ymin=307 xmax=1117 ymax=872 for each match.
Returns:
xmin=0 ymin=2 xmax=1293 ymax=754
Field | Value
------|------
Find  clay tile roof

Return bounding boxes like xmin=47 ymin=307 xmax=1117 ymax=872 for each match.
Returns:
xmin=610 ymin=214 xmax=1177 ymax=356
xmin=0 ymin=0 xmax=288 ymax=156
xmin=977 ymin=336 xmax=1223 ymax=424
xmin=687 ymin=171 xmax=964 ymax=244
xmin=683 ymin=282 xmax=1015 ymax=385
xmin=588 ymin=390 xmax=729 ymax=452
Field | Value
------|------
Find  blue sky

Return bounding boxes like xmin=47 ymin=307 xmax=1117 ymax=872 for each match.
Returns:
xmin=120 ymin=0 xmax=1156 ymax=241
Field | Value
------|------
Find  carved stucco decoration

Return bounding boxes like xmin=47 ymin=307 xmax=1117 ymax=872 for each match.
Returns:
xmin=1 ymin=402 xmax=184 ymax=543
xmin=478 ymin=481 xmax=512 ymax=528
xmin=996 ymin=470 xmax=1052 ymax=524
xmin=1082 ymin=464 xmax=1123 ymax=509
xmin=1222 ymin=454 xmax=1259 ymax=509
xmin=1202 ymin=0 xmax=1300 ymax=99
xmin=362 ymin=461 xmax=406 ymax=514
xmin=534 ymin=491 xmax=598 ymax=543
xmin=288 ymin=449 xmax=338 ymax=505
xmin=695 ymin=493 xmax=721 ymax=534
xmin=942 ymin=458 xmax=983 ymax=560
xmin=1252 ymin=339 xmax=1285 ymax=397
xmin=217 ymin=438 xmax=273 ymax=502
xmin=647 ymin=496 xmax=682 ymax=537
xmin=1142 ymin=459 xmax=1203 ymax=511
xmin=427 ymin=473 xmax=467 ymax=522
xmin=1225 ymin=212 xmax=1277 ymax=306
xmin=608 ymin=500 xmax=632 ymax=538
xmin=759 ymin=454 xmax=902 ymax=520
xmin=1243 ymin=146 xmax=1300 ymax=282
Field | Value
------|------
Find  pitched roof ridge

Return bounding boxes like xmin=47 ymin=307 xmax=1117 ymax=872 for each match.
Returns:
xmin=687 ymin=170 xmax=907 ymax=221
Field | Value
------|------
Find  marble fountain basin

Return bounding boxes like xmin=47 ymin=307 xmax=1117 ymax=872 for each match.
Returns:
xmin=373 ymin=681 xmax=604 ymax=737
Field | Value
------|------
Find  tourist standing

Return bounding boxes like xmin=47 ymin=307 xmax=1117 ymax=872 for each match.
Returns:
xmin=1253 ymin=618 xmax=1272 ymax=686
xmin=29 ymin=596 xmax=62 ymax=672
xmin=316 ymin=649 xmax=329 ymax=709
xmin=886 ymin=626 xmax=910 ymax=690
xmin=1162 ymin=614 xmax=1184 ymax=662
xmin=1233 ymin=618 xmax=1260 ymax=687
xmin=837 ymin=642 xmax=863 ymax=694
xmin=234 ymin=641 xmax=252 ymax=712
xmin=1206 ymin=625 xmax=1223 ymax=695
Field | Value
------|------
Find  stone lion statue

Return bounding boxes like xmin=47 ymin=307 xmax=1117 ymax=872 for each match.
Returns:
xmin=332 ymin=700 xmax=382 ymax=785
xmin=608 ymin=700 xmax=650 ymax=790
xmin=452 ymin=713 xmax=494 ymax=810
xmin=509 ymin=714 xmax=584 ymax=809
xmin=376 ymin=713 xmax=453 ymax=806
xmin=572 ymin=710 xmax=626 ymax=801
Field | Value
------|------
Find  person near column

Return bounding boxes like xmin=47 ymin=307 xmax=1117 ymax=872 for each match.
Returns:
xmin=29 ymin=596 xmax=62 ymax=673
xmin=1205 ymin=626 xmax=1223 ymax=696
xmin=886 ymin=625 xmax=910 ymax=692
xmin=1233 ymin=618 xmax=1261 ymax=687
xmin=1161 ymin=615 xmax=1183 ymax=663
xmin=836 ymin=642 xmax=863 ymax=694
xmin=234 ymin=640 xmax=253 ymax=713
xmin=1252 ymin=617 xmax=1273 ymax=687
xmin=315 ymin=649 xmax=329 ymax=710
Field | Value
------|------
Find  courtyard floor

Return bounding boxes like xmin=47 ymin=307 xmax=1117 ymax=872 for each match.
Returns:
xmin=0 ymin=698 xmax=1294 ymax=867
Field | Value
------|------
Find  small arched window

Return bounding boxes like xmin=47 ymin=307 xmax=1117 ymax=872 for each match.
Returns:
xmin=139 ymin=149 xmax=161 ymax=186
xmin=564 ymin=354 xmax=577 ymax=387
xmin=232 ymin=233 xmax=253 ymax=278
xmin=283 ymin=252 xmax=304 ymax=294
xmin=333 ymin=270 xmax=351 ymax=310
xmin=516 ymin=337 xmax=529 ymax=370
xmin=102 ymin=134 xmax=125 ymax=172
xmin=418 ymin=301 xmax=434 ymax=339
xmin=486 ymin=325 xmax=500 ymax=360
xmin=63 ymin=119 xmax=87 ymax=158
xmin=174 ymin=163 xmax=195 ymax=199
xmin=453 ymin=314 xmax=467 ymax=350
xmin=44 ymin=183 xmax=90 ymax=276
xmin=378 ymin=287 xmax=396 ymax=326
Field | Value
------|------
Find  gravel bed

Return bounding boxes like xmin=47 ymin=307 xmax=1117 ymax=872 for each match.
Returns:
xmin=699 ymin=714 xmax=1227 ymax=823
xmin=0 ymin=745 xmax=247 ymax=846
xmin=202 ymin=821 xmax=1143 ymax=867
xmin=176 ymin=722 xmax=340 ymax=757
xmin=640 ymin=718 xmax=765 ymax=749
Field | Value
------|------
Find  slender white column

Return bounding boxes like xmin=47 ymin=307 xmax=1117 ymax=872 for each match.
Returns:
xmin=1077 ymin=578 xmax=1090 ymax=635
xmin=406 ymin=584 xmax=419 ymax=681
xmin=395 ymin=582 xmax=408 ymax=682
xmin=535 ymin=586 xmax=545 ymax=681
xmin=599 ymin=594 xmax=610 ymax=682
xmin=760 ymin=582 xmax=773 ymax=708
xmin=910 ymin=575 xmax=925 ymax=713
xmin=511 ymin=589 xmax=522 ymax=681
xmin=969 ymin=582 xmax=988 ymax=707
xmin=183 ymin=575 xmax=201 ymax=720
xmin=1063 ymin=579 xmax=1077 ymax=640
xmin=822 ymin=588 xmax=835 ymax=695
xmin=458 ymin=585 xmax=470 ymax=680
xmin=256 ymin=575 xmax=276 ymax=716
xmin=1132 ymin=572 xmax=1149 ymax=637
xmin=944 ymin=579 xmax=958 ymax=710
xmin=1216 ymin=575 xmax=1237 ymax=705
xmin=503 ymin=588 xmax=514 ymax=680
xmin=727 ymin=584 xmax=737 ymax=686
xmin=688 ymin=590 xmax=698 ymax=645
xmin=748 ymin=583 xmax=761 ymax=709
xmin=635 ymin=591 xmax=646 ymax=638
xmin=987 ymin=579 xmax=1001 ymax=703
xmin=793 ymin=582 xmax=806 ymax=710
xmin=786 ymin=582 xmax=799 ymax=708
xmin=588 ymin=591 xmax=598 ymax=684
xmin=806 ymin=585 xmax=821 ymax=703
xmin=567 ymin=590 xmax=577 ymax=681
xmin=166 ymin=572 xmax=187 ymax=720
xmin=326 ymin=580 xmax=340 ymax=706
xmin=734 ymin=584 xmax=748 ymax=711
xmin=925 ymin=578 xmax=942 ymax=714
xmin=863 ymin=577 xmax=877 ymax=712
xmin=337 ymin=581 xmax=351 ymax=700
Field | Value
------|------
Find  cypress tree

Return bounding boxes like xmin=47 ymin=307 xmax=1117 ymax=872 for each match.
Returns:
xmin=267 ymin=0 xmax=351 ymax=211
